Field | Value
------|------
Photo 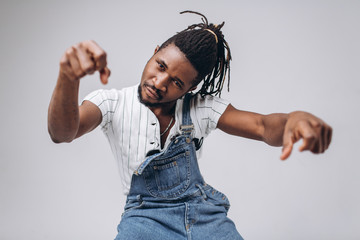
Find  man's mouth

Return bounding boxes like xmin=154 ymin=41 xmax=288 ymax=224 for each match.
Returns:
xmin=144 ymin=84 xmax=162 ymax=100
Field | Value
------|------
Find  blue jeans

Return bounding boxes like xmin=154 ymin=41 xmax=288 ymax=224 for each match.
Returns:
xmin=114 ymin=94 xmax=243 ymax=240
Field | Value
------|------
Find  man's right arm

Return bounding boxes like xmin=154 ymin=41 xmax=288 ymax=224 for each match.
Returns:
xmin=47 ymin=40 xmax=110 ymax=143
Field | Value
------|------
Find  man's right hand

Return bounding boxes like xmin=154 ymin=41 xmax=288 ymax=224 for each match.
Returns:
xmin=48 ymin=40 xmax=108 ymax=143
xmin=59 ymin=40 xmax=111 ymax=84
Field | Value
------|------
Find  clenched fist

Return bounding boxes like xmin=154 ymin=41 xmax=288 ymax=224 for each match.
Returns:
xmin=59 ymin=40 xmax=110 ymax=84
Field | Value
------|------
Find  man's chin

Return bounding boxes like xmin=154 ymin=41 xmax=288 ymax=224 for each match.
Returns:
xmin=140 ymin=99 xmax=163 ymax=107
xmin=137 ymin=85 xmax=163 ymax=107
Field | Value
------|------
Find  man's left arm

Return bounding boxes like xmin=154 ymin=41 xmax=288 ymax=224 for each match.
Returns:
xmin=217 ymin=104 xmax=332 ymax=160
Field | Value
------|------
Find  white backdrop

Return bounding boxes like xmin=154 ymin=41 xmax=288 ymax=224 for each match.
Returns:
xmin=1 ymin=0 xmax=359 ymax=239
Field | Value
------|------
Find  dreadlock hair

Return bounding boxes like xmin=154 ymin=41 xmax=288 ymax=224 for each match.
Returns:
xmin=158 ymin=10 xmax=232 ymax=97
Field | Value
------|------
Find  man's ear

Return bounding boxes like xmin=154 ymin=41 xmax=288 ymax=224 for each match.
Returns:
xmin=154 ymin=45 xmax=160 ymax=55
xmin=188 ymin=86 xmax=197 ymax=92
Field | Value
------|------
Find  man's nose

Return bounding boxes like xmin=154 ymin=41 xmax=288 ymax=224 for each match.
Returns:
xmin=153 ymin=73 xmax=169 ymax=92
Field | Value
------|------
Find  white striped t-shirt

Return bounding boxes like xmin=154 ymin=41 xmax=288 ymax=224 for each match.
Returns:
xmin=84 ymin=84 xmax=229 ymax=195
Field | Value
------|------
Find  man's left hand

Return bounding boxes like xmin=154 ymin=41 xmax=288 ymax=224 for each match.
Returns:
xmin=280 ymin=111 xmax=333 ymax=160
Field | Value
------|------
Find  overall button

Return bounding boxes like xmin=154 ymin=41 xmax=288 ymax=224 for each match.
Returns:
xmin=186 ymin=138 xmax=191 ymax=143
xmin=174 ymin=139 xmax=179 ymax=144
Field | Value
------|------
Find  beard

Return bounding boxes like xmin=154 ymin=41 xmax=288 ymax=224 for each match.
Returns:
xmin=137 ymin=84 xmax=165 ymax=108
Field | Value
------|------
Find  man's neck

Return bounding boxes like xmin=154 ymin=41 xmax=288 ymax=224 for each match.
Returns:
xmin=149 ymin=101 xmax=176 ymax=117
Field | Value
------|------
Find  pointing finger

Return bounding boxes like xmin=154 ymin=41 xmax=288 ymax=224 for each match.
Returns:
xmin=100 ymin=67 xmax=111 ymax=85
xmin=281 ymin=143 xmax=293 ymax=160
xmin=281 ymin=130 xmax=294 ymax=160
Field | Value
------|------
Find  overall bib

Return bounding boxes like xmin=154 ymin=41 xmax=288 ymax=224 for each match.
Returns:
xmin=115 ymin=94 xmax=243 ymax=240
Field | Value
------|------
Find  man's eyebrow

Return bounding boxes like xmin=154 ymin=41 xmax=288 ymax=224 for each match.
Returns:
xmin=158 ymin=59 xmax=185 ymax=86
xmin=158 ymin=59 xmax=168 ymax=69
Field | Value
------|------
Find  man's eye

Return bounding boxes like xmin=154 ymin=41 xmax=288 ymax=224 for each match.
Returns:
xmin=158 ymin=63 xmax=165 ymax=70
xmin=173 ymin=79 xmax=182 ymax=88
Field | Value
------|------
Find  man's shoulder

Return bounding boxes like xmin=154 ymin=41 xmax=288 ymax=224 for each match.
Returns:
xmin=121 ymin=84 xmax=138 ymax=92
xmin=84 ymin=84 xmax=138 ymax=104
xmin=189 ymin=93 xmax=229 ymax=108
xmin=106 ymin=84 xmax=138 ymax=94
xmin=95 ymin=84 xmax=138 ymax=97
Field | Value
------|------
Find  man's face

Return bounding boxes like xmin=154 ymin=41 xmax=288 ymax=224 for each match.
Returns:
xmin=138 ymin=43 xmax=198 ymax=108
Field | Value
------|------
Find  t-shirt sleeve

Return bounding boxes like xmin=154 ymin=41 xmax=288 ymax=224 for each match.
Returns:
xmin=83 ymin=89 xmax=119 ymax=132
xmin=192 ymin=94 xmax=230 ymax=136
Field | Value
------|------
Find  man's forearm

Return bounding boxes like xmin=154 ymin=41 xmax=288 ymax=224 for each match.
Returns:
xmin=48 ymin=75 xmax=80 ymax=143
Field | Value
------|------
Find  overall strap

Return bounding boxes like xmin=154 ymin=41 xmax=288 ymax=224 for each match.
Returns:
xmin=180 ymin=93 xmax=194 ymax=135
xmin=134 ymin=94 xmax=193 ymax=176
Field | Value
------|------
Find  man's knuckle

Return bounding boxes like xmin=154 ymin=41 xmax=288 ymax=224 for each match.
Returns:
xmin=60 ymin=58 xmax=68 ymax=67
xmin=83 ymin=40 xmax=91 ymax=45
xmin=311 ymin=119 xmax=321 ymax=128
xmin=95 ymin=51 xmax=106 ymax=61
xmin=305 ymin=134 xmax=316 ymax=141
xmin=73 ymin=43 xmax=82 ymax=50
xmin=65 ymin=48 xmax=74 ymax=56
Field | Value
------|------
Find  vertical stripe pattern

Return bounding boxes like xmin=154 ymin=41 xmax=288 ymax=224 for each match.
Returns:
xmin=83 ymin=85 xmax=229 ymax=195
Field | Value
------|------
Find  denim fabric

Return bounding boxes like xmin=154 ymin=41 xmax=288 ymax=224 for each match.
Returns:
xmin=114 ymin=94 xmax=243 ymax=240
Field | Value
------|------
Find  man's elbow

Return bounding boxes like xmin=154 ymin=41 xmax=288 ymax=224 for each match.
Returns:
xmin=48 ymin=128 xmax=75 ymax=144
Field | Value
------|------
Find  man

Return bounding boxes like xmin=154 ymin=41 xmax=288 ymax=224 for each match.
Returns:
xmin=48 ymin=11 xmax=332 ymax=240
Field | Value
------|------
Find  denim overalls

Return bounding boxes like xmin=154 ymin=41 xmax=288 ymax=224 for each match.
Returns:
xmin=114 ymin=94 xmax=243 ymax=240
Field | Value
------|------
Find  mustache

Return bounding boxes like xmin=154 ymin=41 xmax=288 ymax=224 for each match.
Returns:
xmin=143 ymin=83 xmax=163 ymax=100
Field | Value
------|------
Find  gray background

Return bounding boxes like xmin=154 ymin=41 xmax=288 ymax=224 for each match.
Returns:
xmin=1 ymin=0 xmax=359 ymax=239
